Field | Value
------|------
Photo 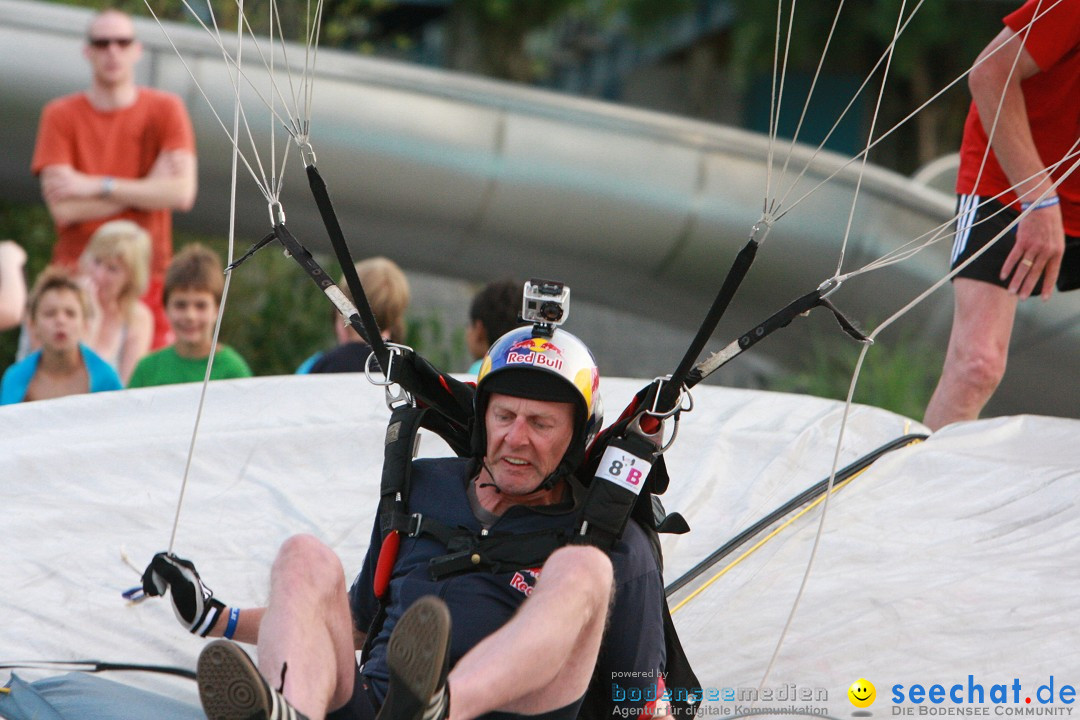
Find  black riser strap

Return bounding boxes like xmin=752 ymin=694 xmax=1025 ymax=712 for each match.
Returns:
xmin=272 ymin=222 xmax=336 ymax=293
xmin=730 ymin=288 xmax=821 ymax=358
xmin=305 ymin=164 xmax=389 ymax=369
xmin=686 ymin=288 xmax=869 ymax=388
xmin=658 ymin=237 xmax=759 ymax=411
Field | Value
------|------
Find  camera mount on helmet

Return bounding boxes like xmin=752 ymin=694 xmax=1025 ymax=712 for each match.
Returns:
xmin=521 ymin=279 xmax=569 ymax=338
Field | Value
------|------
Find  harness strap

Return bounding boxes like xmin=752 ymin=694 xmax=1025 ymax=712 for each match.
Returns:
xmin=371 ymin=404 xmax=428 ymax=602
xmin=379 ymin=405 xmax=428 ymax=537
xmin=386 ymin=510 xmax=570 ymax=579
xmin=573 ymin=433 xmax=659 ymax=551
xmin=363 ymin=404 xmax=429 ymax=660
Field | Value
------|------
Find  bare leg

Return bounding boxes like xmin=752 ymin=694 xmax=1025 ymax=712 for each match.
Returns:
xmin=258 ymin=534 xmax=359 ymax=719
xmin=446 ymin=545 xmax=613 ymax=720
xmin=924 ymin=278 xmax=1017 ymax=431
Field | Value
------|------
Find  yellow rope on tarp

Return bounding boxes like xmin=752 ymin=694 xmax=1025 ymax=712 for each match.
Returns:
xmin=669 ymin=467 xmax=865 ymax=615
xmin=671 ymin=430 xmax=924 ymax=615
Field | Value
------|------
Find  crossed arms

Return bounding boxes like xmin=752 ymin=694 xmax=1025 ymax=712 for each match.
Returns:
xmin=39 ymin=149 xmax=197 ymax=227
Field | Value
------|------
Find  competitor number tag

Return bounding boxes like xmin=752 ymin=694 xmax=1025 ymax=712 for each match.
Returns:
xmin=596 ymin=445 xmax=653 ymax=495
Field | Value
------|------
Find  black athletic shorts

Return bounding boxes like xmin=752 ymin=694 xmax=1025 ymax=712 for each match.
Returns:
xmin=950 ymin=194 xmax=1080 ymax=293
xmin=326 ymin=666 xmax=585 ymax=720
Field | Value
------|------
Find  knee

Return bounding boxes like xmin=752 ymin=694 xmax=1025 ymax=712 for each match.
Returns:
xmin=272 ymin=534 xmax=346 ymax=596
xmin=950 ymin=344 xmax=1007 ymax=395
xmin=541 ymin=545 xmax=613 ymax=614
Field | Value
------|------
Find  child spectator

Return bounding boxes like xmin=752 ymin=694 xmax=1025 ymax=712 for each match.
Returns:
xmin=1 ymin=267 xmax=121 ymax=404
xmin=80 ymin=220 xmax=154 ymax=384
xmin=127 ymin=244 xmax=251 ymax=388
xmin=299 ymin=256 xmax=410 ymax=374
xmin=0 ymin=240 xmax=28 ymax=332
xmin=465 ymin=279 xmax=524 ymax=374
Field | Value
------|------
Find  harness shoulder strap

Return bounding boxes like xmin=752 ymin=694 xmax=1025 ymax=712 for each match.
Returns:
xmin=378 ymin=405 xmax=427 ymax=538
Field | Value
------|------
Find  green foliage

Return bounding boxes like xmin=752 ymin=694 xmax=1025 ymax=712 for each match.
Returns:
xmin=726 ymin=0 xmax=1002 ymax=169
xmin=767 ymin=325 xmax=943 ymax=420
xmin=0 ymin=202 xmax=56 ymax=369
xmin=404 ymin=310 xmax=468 ymax=374
xmin=50 ymin=0 xmax=705 ymax=81
xmin=617 ymin=0 xmax=694 ymax=31
xmin=727 ymin=0 xmax=1001 ymax=83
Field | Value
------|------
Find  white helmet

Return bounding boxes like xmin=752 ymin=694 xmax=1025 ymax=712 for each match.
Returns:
xmin=473 ymin=326 xmax=603 ymax=483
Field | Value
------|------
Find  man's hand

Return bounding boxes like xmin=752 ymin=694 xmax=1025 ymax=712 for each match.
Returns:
xmin=1000 ymin=203 xmax=1066 ymax=300
xmin=141 ymin=552 xmax=225 ymax=637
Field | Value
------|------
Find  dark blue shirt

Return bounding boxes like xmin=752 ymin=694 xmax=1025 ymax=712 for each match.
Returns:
xmin=349 ymin=457 xmax=666 ymax=710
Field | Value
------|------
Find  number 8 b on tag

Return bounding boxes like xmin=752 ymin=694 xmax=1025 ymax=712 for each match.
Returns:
xmin=597 ymin=445 xmax=652 ymax=495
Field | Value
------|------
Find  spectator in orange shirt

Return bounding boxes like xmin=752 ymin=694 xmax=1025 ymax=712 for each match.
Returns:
xmin=31 ymin=8 xmax=197 ymax=350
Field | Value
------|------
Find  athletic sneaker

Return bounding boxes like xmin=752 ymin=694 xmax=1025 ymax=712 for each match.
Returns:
xmin=197 ymin=639 xmax=311 ymax=720
xmin=376 ymin=595 xmax=452 ymax=720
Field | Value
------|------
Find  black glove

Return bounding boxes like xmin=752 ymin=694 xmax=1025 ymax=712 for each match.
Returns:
xmin=141 ymin=552 xmax=225 ymax=637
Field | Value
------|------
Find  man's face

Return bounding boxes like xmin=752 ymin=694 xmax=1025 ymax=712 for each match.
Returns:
xmin=84 ymin=11 xmax=141 ymax=89
xmin=484 ymin=393 xmax=575 ymax=495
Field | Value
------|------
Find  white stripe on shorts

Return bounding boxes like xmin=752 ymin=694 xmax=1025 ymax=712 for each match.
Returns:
xmin=951 ymin=193 xmax=979 ymax=265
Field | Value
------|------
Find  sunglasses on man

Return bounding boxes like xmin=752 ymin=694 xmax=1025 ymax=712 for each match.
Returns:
xmin=87 ymin=37 xmax=135 ymax=49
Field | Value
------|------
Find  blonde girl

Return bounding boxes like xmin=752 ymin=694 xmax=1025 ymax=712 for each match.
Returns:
xmin=80 ymin=220 xmax=154 ymax=383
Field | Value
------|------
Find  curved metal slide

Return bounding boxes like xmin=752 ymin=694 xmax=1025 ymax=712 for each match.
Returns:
xmin=2 ymin=0 xmax=1076 ymax=418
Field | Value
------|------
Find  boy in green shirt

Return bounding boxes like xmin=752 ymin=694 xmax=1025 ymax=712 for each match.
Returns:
xmin=128 ymin=244 xmax=252 ymax=388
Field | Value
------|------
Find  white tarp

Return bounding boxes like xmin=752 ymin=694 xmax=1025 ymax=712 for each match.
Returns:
xmin=2 ymin=374 xmax=1074 ymax=717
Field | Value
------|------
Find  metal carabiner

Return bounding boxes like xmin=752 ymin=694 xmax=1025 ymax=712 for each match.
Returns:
xmin=646 ymin=376 xmax=694 ymax=419
xmin=364 ymin=342 xmax=413 ymax=409
xmin=298 ymin=140 xmax=316 ymax=168
xmin=817 ymin=275 xmax=843 ymax=300
xmin=268 ymin=201 xmax=286 ymax=227
xmin=628 ymin=409 xmax=682 ymax=455
xmin=622 ymin=377 xmax=693 ymax=455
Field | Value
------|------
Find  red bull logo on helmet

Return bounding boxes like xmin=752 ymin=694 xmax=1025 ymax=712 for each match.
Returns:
xmin=507 ymin=338 xmax=563 ymax=356
xmin=506 ymin=338 xmax=564 ymax=371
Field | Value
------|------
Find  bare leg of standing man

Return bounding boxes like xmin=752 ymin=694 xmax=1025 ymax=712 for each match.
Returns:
xmin=924 ymin=278 xmax=1018 ymax=431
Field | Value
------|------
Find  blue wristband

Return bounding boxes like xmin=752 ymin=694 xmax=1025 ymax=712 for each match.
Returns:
xmin=223 ymin=607 xmax=240 ymax=640
xmin=1021 ymin=196 xmax=1060 ymax=211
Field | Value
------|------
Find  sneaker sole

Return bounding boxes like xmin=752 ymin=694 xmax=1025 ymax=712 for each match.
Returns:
xmin=383 ymin=596 xmax=452 ymax=720
xmin=197 ymin=639 xmax=273 ymax=720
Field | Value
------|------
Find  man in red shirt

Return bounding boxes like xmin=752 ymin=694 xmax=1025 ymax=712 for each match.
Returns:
xmin=924 ymin=0 xmax=1080 ymax=430
xmin=32 ymin=8 xmax=197 ymax=349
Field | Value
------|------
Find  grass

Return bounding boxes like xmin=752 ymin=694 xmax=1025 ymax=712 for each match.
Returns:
xmin=766 ymin=323 xmax=943 ymax=420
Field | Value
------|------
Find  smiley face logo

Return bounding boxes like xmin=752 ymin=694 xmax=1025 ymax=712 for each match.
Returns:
xmin=848 ymin=678 xmax=876 ymax=708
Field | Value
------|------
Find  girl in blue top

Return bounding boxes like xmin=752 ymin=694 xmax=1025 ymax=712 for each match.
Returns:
xmin=1 ymin=267 xmax=121 ymax=405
